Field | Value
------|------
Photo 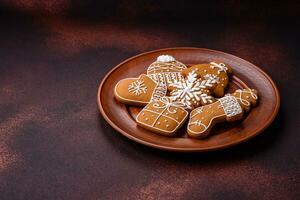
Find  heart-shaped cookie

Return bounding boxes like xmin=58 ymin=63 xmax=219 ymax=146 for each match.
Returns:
xmin=114 ymin=74 xmax=167 ymax=106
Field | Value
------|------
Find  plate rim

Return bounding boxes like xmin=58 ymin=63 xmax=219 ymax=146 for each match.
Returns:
xmin=97 ymin=47 xmax=280 ymax=152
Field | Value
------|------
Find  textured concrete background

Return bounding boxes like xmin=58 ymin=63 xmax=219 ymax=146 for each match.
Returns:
xmin=0 ymin=1 xmax=299 ymax=199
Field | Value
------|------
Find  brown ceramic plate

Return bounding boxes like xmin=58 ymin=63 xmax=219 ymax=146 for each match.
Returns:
xmin=97 ymin=47 xmax=280 ymax=152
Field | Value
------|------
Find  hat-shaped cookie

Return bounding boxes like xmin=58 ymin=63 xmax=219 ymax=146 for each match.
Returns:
xmin=147 ymin=55 xmax=187 ymax=87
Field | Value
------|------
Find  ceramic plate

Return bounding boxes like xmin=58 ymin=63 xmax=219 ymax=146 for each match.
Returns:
xmin=97 ymin=47 xmax=280 ymax=152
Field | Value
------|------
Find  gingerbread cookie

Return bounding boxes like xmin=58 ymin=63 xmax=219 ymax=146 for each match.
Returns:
xmin=114 ymin=74 xmax=167 ymax=106
xmin=182 ymin=61 xmax=232 ymax=97
xmin=169 ymin=70 xmax=219 ymax=110
xmin=187 ymin=88 xmax=258 ymax=138
xmin=147 ymin=55 xmax=187 ymax=87
xmin=136 ymin=97 xmax=188 ymax=136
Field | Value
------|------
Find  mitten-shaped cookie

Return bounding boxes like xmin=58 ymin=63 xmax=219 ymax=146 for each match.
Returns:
xmin=187 ymin=88 xmax=258 ymax=138
xmin=169 ymin=70 xmax=219 ymax=110
xmin=147 ymin=55 xmax=187 ymax=87
xmin=182 ymin=61 xmax=232 ymax=97
xmin=114 ymin=74 xmax=167 ymax=106
xmin=136 ymin=97 xmax=188 ymax=136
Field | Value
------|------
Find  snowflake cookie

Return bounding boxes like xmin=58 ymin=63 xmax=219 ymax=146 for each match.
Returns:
xmin=187 ymin=88 xmax=258 ymax=138
xmin=147 ymin=55 xmax=187 ymax=87
xmin=169 ymin=70 xmax=219 ymax=110
xmin=182 ymin=61 xmax=233 ymax=97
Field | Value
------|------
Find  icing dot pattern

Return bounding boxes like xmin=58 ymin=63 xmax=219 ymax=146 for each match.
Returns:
xmin=219 ymin=96 xmax=242 ymax=117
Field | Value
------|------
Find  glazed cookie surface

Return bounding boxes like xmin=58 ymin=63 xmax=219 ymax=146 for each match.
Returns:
xmin=169 ymin=70 xmax=218 ymax=110
xmin=182 ymin=61 xmax=232 ymax=97
xmin=114 ymin=74 xmax=167 ymax=106
xmin=187 ymin=88 xmax=258 ymax=138
xmin=136 ymin=97 xmax=188 ymax=136
xmin=147 ymin=55 xmax=187 ymax=87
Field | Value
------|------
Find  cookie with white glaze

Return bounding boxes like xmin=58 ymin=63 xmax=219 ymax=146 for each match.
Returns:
xmin=147 ymin=55 xmax=187 ymax=87
xmin=169 ymin=70 xmax=219 ymax=110
xmin=114 ymin=74 xmax=167 ymax=106
xmin=182 ymin=61 xmax=232 ymax=97
xmin=136 ymin=97 xmax=188 ymax=136
xmin=187 ymin=88 xmax=258 ymax=138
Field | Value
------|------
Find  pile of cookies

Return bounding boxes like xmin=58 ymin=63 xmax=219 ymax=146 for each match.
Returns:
xmin=114 ymin=55 xmax=258 ymax=138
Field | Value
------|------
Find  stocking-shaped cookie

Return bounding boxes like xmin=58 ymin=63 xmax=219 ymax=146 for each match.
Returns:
xmin=187 ymin=88 xmax=258 ymax=138
xmin=147 ymin=55 xmax=187 ymax=87
xmin=169 ymin=70 xmax=219 ymax=110
xmin=114 ymin=74 xmax=167 ymax=106
xmin=182 ymin=61 xmax=232 ymax=97
xmin=136 ymin=97 xmax=188 ymax=136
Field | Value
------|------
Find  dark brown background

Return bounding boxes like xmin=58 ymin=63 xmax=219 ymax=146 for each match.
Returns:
xmin=0 ymin=1 xmax=299 ymax=199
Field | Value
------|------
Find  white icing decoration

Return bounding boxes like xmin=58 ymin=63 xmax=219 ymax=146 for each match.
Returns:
xmin=152 ymin=97 xmax=186 ymax=116
xmin=115 ymin=74 xmax=167 ymax=105
xmin=234 ymin=89 xmax=258 ymax=106
xmin=210 ymin=62 xmax=228 ymax=74
xmin=148 ymin=72 xmax=184 ymax=86
xmin=203 ymin=74 xmax=220 ymax=83
xmin=196 ymin=107 xmax=203 ymax=114
xmin=187 ymin=92 xmax=250 ymax=135
xmin=157 ymin=55 xmax=175 ymax=62
xmin=169 ymin=71 xmax=218 ymax=109
xmin=115 ymin=75 xmax=151 ymax=104
xmin=188 ymin=103 xmax=220 ymax=134
xmin=128 ymin=79 xmax=147 ymax=96
xmin=136 ymin=97 xmax=188 ymax=134
xmin=219 ymin=96 xmax=242 ymax=117
xmin=150 ymin=82 xmax=167 ymax=102
xmin=147 ymin=55 xmax=187 ymax=86
xmin=189 ymin=119 xmax=207 ymax=130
